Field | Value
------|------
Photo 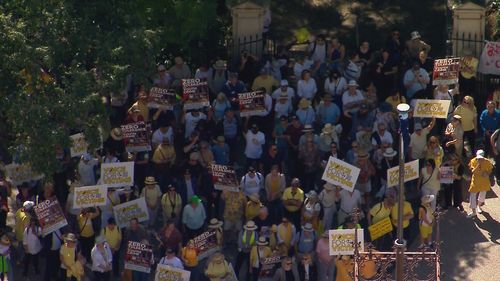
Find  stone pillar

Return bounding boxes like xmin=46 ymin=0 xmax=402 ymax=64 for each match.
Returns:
xmin=452 ymin=2 xmax=485 ymax=57
xmin=230 ymin=1 xmax=266 ymax=59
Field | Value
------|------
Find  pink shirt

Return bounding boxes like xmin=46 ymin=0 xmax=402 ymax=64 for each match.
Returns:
xmin=316 ymin=238 xmax=333 ymax=263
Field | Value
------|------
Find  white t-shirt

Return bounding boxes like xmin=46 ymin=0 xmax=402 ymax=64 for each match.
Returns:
xmin=244 ymin=131 xmax=265 ymax=159
xmin=254 ymin=94 xmax=273 ymax=116
xmin=275 ymin=100 xmax=292 ymax=118
xmin=159 ymin=256 xmax=184 ymax=269
xmin=324 ymin=77 xmax=347 ymax=96
xmin=271 ymin=88 xmax=295 ymax=103
xmin=339 ymin=189 xmax=362 ymax=213
xmin=308 ymin=42 xmax=328 ymax=63
xmin=152 ymin=127 xmax=173 ymax=146
xmin=410 ymin=127 xmax=430 ymax=159
xmin=240 ymin=173 xmax=263 ymax=196
xmin=371 ymin=131 xmax=394 ymax=146
xmin=184 ymin=112 xmax=206 ymax=138
xmin=297 ymin=79 xmax=317 ymax=100
xmin=342 ymin=90 xmax=365 ymax=111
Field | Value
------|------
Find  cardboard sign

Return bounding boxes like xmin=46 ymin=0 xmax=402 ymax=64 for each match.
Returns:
xmin=478 ymin=41 xmax=500 ymax=75
xmin=259 ymin=256 xmax=282 ymax=279
xmin=238 ymin=91 xmax=267 ymax=117
xmin=100 ymin=161 xmax=134 ymax=188
xmin=155 ymin=264 xmax=191 ymax=281
xmin=4 ymin=163 xmax=44 ymax=186
xmin=121 ymin=122 xmax=152 ymax=153
xmin=148 ymin=87 xmax=176 ymax=110
xmin=70 ymin=133 xmax=89 ymax=157
xmin=124 ymin=241 xmax=153 ymax=273
xmin=439 ymin=166 xmax=454 ymax=184
xmin=33 ymin=196 xmax=68 ymax=236
xmin=386 ymin=160 xmax=420 ymax=187
xmin=368 ymin=217 xmax=393 ymax=241
xmin=182 ymin=78 xmax=209 ymax=110
xmin=329 ymin=228 xmax=364 ymax=256
xmin=413 ymin=99 xmax=451 ymax=119
xmin=432 ymin=58 xmax=460 ymax=85
xmin=321 ymin=157 xmax=361 ymax=192
xmin=113 ymin=197 xmax=149 ymax=228
xmin=193 ymin=229 xmax=221 ymax=260
xmin=211 ymin=164 xmax=239 ymax=192
xmin=73 ymin=185 xmax=108 ymax=208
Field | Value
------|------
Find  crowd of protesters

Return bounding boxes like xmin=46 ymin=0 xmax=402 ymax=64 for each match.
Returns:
xmin=0 ymin=27 xmax=498 ymax=281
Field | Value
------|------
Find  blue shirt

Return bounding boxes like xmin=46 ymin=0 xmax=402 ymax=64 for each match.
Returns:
xmin=403 ymin=68 xmax=429 ymax=99
xmin=182 ymin=204 xmax=206 ymax=230
xmin=296 ymin=107 xmax=316 ymax=126
xmin=316 ymin=102 xmax=341 ymax=125
xmin=211 ymin=144 xmax=230 ymax=165
xmin=480 ymin=109 xmax=500 ymax=133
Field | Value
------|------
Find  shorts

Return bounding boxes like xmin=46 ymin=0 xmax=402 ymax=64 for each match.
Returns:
xmin=419 ymin=224 xmax=433 ymax=239
xmin=224 ymin=219 xmax=242 ymax=231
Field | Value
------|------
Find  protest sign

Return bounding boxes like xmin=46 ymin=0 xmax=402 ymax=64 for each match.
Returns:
xmin=329 ymin=228 xmax=364 ymax=256
xmin=413 ymin=99 xmax=451 ymax=119
xmin=121 ymin=121 xmax=152 ymax=153
xmin=211 ymin=164 xmax=239 ymax=192
xmin=113 ymin=197 xmax=149 ymax=228
xmin=182 ymin=78 xmax=209 ymax=110
xmin=432 ymin=58 xmax=460 ymax=85
xmin=73 ymin=185 xmax=108 ymax=209
xmin=321 ymin=157 xmax=361 ymax=192
xmin=478 ymin=41 xmax=500 ymax=75
xmin=101 ymin=161 xmax=134 ymax=188
xmin=33 ymin=196 xmax=68 ymax=236
xmin=387 ymin=160 xmax=420 ymax=187
xmin=4 ymin=163 xmax=44 ymax=186
xmin=193 ymin=229 xmax=220 ymax=260
xmin=154 ymin=264 xmax=191 ymax=281
xmin=70 ymin=133 xmax=88 ymax=157
xmin=238 ymin=91 xmax=267 ymax=117
xmin=124 ymin=241 xmax=153 ymax=273
xmin=440 ymin=166 xmax=454 ymax=184
xmin=368 ymin=217 xmax=393 ymax=241
xmin=259 ymin=256 xmax=282 ymax=279
xmin=148 ymin=87 xmax=176 ymax=110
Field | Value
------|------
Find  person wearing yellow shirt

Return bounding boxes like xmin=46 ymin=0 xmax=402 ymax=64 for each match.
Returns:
xmin=161 ymin=185 xmax=183 ymax=225
xmin=205 ymin=252 xmax=232 ymax=281
xmin=152 ymin=138 xmax=176 ymax=170
xmin=282 ymin=178 xmax=304 ymax=229
xmin=249 ymin=237 xmax=272 ymax=281
xmin=277 ymin=217 xmax=297 ymax=250
xmin=459 ymin=49 xmax=479 ymax=94
xmin=252 ymin=68 xmax=279 ymax=94
xmin=368 ymin=194 xmax=395 ymax=251
xmin=60 ymin=233 xmax=84 ymax=281
xmin=140 ymin=176 xmax=162 ymax=228
xmin=454 ymin=95 xmax=478 ymax=151
xmin=15 ymin=201 xmax=32 ymax=256
xmin=182 ymin=240 xmax=199 ymax=270
xmin=128 ymin=90 xmax=150 ymax=122
xmin=77 ymin=207 xmax=100 ymax=262
xmin=245 ymin=193 xmax=263 ymax=221
xmin=100 ymin=217 xmax=122 ymax=277
xmin=391 ymin=198 xmax=414 ymax=241
xmin=385 ymin=89 xmax=406 ymax=112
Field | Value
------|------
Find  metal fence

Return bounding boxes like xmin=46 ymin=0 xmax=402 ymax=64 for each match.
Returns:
xmin=227 ymin=33 xmax=276 ymax=66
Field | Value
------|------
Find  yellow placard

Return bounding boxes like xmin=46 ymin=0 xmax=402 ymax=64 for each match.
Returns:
xmin=413 ymin=99 xmax=451 ymax=119
xmin=369 ymin=217 xmax=393 ymax=241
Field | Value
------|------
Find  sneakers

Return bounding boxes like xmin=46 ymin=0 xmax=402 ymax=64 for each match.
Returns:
xmin=467 ymin=211 xmax=477 ymax=218
xmin=477 ymin=206 xmax=483 ymax=214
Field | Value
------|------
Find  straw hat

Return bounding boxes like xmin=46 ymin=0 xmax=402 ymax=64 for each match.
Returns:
xmin=208 ymin=218 xmax=223 ymax=228
xmin=244 ymin=220 xmax=258 ymax=230
xmin=217 ymin=135 xmax=225 ymax=143
xmin=249 ymin=193 xmax=260 ymax=203
xmin=383 ymin=148 xmax=397 ymax=158
xmin=257 ymin=236 xmax=269 ymax=246
xmin=144 ymin=176 xmax=157 ymax=185
xmin=95 ymin=235 xmax=107 ymax=244
xmin=298 ymin=98 xmax=310 ymax=109
xmin=357 ymin=150 xmax=369 ymax=159
xmin=421 ymin=194 xmax=435 ymax=204
xmin=110 ymin=128 xmax=123 ymax=141
xmin=302 ymin=223 xmax=314 ymax=232
xmin=63 ymin=233 xmax=77 ymax=242
xmin=213 ymin=60 xmax=227 ymax=70
xmin=212 ymin=252 xmax=225 ymax=262
xmin=322 ymin=123 xmax=333 ymax=134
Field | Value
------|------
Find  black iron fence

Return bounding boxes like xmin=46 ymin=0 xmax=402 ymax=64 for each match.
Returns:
xmin=226 ymin=33 xmax=276 ymax=66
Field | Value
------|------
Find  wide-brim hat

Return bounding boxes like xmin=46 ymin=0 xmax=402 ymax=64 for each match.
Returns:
xmin=421 ymin=194 xmax=435 ymax=204
xmin=410 ymin=31 xmax=421 ymax=40
xmin=95 ymin=235 xmax=107 ymax=244
xmin=323 ymin=183 xmax=335 ymax=191
xmin=322 ymin=123 xmax=333 ymax=134
xmin=208 ymin=218 xmax=223 ymax=228
xmin=23 ymin=200 xmax=34 ymax=210
xmin=279 ymin=92 xmax=288 ymax=99
xmin=217 ymin=135 xmax=225 ymax=142
xmin=214 ymin=60 xmax=227 ymax=70
xmin=257 ymin=237 xmax=269 ymax=246
xmin=302 ymin=223 xmax=314 ymax=232
xmin=144 ymin=176 xmax=157 ymax=185
xmin=249 ymin=193 xmax=260 ymax=203
xmin=110 ymin=128 xmax=123 ymax=141
xmin=63 ymin=233 xmax=77 ymax=242
xmin=244 ymin=220 xmax=258 ymax=230
xmin=302 ymin=125 xmax=313 ymax=132
xmin=299 ymin=98 xmax=310 ymax=109
xmin=476 ymin=149 xmax=485 ymax=159
xmin=347 ymin=80 xmax=358 ymax=87
xmin=383 ymin=148 xmax=397 ymax=158
xmin=357 ymin=150 xmax=369 ymax=159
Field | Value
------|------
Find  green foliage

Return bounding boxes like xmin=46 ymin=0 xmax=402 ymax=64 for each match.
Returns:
xmin=0 ymin=0 xmax=221 ymax=177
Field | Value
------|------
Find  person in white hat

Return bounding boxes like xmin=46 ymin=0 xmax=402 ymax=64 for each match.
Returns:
xmin=342 ymin=80 xmax=365 ymax=118
xmin=302 ymin=191 xmax=321 ymax=230
xmin=140 ymin=176 xmax=162 ymax=227
xmin=272 ymin=79 xmax=295 ymax=104
xmin=91 ymin=236 xmax=113 ymax=280
xmin=274 ymin=91 xmax=293 ymax=119
xmin=298 ymin=124 xmax=319 ymax=147
xmin=405 ymin=30 xmax=431 ymax=60
xmin=208 ymin=218 xmax=224 ymax=247
xmin=296 ymin=223 xmax=317 ymax=260
xmin=319 ymin=183 xmax=338 ymax=231
xmin=418 ymin=195 xmax=435 ymax=248
xmin=249 ymin=237 xmax=271 ymax=279
xmin=209 ymin=60 xmax=228 ymax=94
xmin=444 ymin=114 xmax=464 ymax=157
xmin=235 ymin=220 xmax=259 ymax=274
xmin=467 ymin=149 xmax=493 ymax=218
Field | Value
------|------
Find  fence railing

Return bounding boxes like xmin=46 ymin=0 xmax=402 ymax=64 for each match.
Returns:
xmin=226 ymin=33 xmax=276 ymax=65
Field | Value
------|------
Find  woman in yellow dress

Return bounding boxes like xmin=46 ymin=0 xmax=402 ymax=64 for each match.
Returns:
xmin=467 ymin=150 xmax=493 ymax=218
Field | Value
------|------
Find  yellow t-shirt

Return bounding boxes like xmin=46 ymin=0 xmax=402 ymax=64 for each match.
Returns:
xmin=252 ymin=76 xmax=279 ymax=94
xmin=391 ymin=201 xmax=413 ymax=229
xmin=182 ymin=247 xmax=198 ymax=267
xmin=78 ymin=214 xmax=94 ymax=238
xmin=454 ymin=105 xmax=477 ymax=132
xmin=245 ymin=202 xmax=262 ymax=221
xmin=460 ymin=57 xmax=478 ymax=79
xmin=369 ymin=202 xmax=392 ymax=224
xmin=131 ymin=101 xmax=150 ymax=122
xmin=101 ymin=226 xmax=121 ymax=251
xmin=335 ymin=258 xmax=354 ymax=281
xmin=282 ymin=187 xmax=304 ymax=212
xmin=60 ymin=244 xmax=76 ymax=269
xmin=15 ymin=209 xmax=29 ymax=242
xmin=385 ymin=96 xmax=406 ymax=111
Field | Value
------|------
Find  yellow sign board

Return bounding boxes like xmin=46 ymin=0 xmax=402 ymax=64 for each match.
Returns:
xmin=369 ymin=217 xmax=393 ymax=241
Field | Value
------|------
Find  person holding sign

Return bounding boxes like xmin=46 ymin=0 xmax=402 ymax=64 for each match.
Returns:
xmin=77 ymin=207 xmax=100 ymax=263
xmin=453 ymin=96 xmax=477 ymax=152
xmin=249 ymin=237 xmax=272 ymax=281
xmin=368 ymin=193 xmax=395 ymax=251
xmin=444 ymin=115 xmax=464 ymax=157
xmin=100 ymin=217 xmax=122 ymax=277
xmin=417 ymin=159 xmax=440 ymax=210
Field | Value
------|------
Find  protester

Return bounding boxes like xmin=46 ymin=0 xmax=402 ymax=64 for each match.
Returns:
xmin=91 ymin=236 xmax=112 ymax=281
xmin=467 ymin=150 xmax=493 ymax=218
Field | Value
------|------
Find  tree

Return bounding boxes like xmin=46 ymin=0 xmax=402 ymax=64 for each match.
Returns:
xmin=0 ymin=0 xmax=222 ymax=178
